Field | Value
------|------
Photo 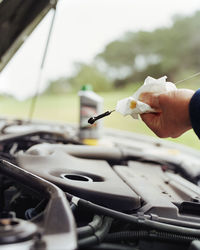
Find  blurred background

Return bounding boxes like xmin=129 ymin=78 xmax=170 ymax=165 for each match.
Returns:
xmin=0 ymin=0 xmax=200 ymax=149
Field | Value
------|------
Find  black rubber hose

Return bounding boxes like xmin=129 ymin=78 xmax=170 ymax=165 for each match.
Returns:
xmin=78 ymin=215 xmax=103 ymax=239
xmin=25 ymin=199 xmax=48 ymax=219
xmin=190 ymin=240 xmax=200 ymax=250
xmin=87 ymin=243 xmax=137 ymax=250
xmin=105 ymin=230 xmax=200 ymax=243
xmin=71 ymin=196 xmax=200 ymax=237
xmin=78 ymin=216 xmax=113 ymax=249
xmin=70 ymin=202 xmax=77 ymax=212
xmin=150 ymin=215 xmax=200 ymax=229
xmin=78 ymin=235 xmax=97 ymax=249
xmin=142 ymin=214 xmax=200 ymax=229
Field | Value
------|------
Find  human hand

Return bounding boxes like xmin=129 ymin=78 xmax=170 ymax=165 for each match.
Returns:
xmin=139 ymin=89 xmax=195 ymax=138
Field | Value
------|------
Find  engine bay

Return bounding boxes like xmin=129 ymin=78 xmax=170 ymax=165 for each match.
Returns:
xmin=0 ymin=119 xmax=200 ymax=250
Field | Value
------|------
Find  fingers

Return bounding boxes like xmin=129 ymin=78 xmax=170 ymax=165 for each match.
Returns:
xmin=139 ymin=93 xmax=162 ymax=135
xmin=140 ymin=113 xmax=159 ymax=132
xmin=140 ymin=113 xmax=155 ymax=124
xmin=139 ymin=92 xmax=160 ymax=109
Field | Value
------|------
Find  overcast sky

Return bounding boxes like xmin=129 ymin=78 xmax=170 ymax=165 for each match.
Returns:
xmin=0 ymin=0 xmax=200 ymax=99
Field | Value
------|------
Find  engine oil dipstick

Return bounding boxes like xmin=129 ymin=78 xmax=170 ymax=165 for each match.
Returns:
xmin=88 ymin=110 xmax=115 ymax=124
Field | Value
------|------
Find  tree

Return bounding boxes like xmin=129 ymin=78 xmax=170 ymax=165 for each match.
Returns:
xmin=96 ymin=11 xmax=200 ymax=87
xmin=45 ymin=77 xmax=71 ymax=95
xmin=68 ymin=63 xmax=112 ymax=92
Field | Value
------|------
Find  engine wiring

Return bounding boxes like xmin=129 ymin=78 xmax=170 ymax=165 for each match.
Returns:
xmin=66 ymin=193 xmax=200 ymax=238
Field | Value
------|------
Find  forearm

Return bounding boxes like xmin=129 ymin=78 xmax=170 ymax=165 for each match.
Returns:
xmin=189 ymin=89 xmax=200 ymax=139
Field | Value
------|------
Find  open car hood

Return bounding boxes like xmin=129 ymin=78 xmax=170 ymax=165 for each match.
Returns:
xmin=0 ymin=0 xmax=57 ymax=72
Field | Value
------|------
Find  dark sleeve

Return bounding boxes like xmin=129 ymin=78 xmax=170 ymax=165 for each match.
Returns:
xmin=189 ymin=89 xmax=200 ymax=139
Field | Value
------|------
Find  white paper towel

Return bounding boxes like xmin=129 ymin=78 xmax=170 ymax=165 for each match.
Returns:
xmin=116 ymin=76 xmax=177 ymax=119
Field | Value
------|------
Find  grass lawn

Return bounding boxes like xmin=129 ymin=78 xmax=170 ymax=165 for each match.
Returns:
xmin=0 ymin=89 xmax=199 ymax=150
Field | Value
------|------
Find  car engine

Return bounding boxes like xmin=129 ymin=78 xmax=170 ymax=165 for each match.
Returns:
xmin=0 ymin=119 xmax=200 ymax=250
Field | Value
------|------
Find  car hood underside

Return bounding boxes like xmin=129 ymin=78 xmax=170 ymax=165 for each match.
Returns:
xmin=0 ymin=0 xmax=57 ymax=72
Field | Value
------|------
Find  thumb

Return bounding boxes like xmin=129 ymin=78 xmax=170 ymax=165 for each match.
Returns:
xmin=139 ymin=92 xmax=160 ymax=109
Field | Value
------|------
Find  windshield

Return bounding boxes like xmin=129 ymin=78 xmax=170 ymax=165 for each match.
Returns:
xmin=0 ymin=0 xmax=200 ymax=149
